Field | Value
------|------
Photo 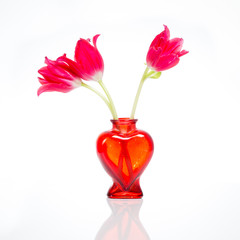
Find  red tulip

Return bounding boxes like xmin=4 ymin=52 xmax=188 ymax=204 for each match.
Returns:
xmin=74 ymin=34 xmax=104 ymax=82
xmin=37 ymin=54 xmax=83 ymax=96
xmin=146 ymin=25 xmax=188 ymax=72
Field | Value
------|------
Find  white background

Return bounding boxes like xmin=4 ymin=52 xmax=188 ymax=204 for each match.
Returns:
xmin=0 ymin=0 xmax=240 ymax=239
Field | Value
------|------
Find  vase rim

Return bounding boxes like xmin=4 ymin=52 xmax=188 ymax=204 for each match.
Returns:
xmin=111 ymin=118 xmax=138 ymax=124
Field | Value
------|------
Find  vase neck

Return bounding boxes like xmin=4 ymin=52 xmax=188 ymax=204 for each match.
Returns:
xmin=111 ymin=118 xmax=137 ymax=133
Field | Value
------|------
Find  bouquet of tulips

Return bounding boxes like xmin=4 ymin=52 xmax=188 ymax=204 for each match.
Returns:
xmin=37 ymin=25 xmax=188 ymax=119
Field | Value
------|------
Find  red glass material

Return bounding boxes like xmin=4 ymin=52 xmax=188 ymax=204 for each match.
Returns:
xmin=97 ymin=118 xmax=154 ymax=199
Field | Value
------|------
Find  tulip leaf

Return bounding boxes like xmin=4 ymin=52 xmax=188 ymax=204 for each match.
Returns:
xmin=150 ymin=71 xmax=162 ymax=79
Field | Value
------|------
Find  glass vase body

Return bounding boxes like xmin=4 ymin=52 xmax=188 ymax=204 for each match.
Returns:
xmin=96 ymin=118 xmax=154 ymax=199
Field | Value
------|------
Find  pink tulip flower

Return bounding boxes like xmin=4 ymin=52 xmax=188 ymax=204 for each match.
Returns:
xmin=146 ymin=25 xmax=188 ymax=72
xmin=74 ymin=34 xmax=104 ymax=82
xmin=37 ymin=54 xmax=83 ymax=96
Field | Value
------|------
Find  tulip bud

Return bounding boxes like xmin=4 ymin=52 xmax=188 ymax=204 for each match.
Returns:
xmin=146 ymin=25 xmax=188 ymax=72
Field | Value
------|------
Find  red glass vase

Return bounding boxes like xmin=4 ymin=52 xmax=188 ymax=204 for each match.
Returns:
xmin=96 ymin=118 xmax=154 ymax=199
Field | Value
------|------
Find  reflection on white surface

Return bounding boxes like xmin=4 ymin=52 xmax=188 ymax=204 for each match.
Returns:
xmin=95 ymin=199 xmax=150 ymax=240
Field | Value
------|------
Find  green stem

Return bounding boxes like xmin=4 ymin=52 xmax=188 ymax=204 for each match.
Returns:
xmin=81 ymin=82 xmax=115 ymax=119
xmin=98 ymin=80 xmax=118 ymax=120
xmin=130 ymin=67 xmax=149 ymax=119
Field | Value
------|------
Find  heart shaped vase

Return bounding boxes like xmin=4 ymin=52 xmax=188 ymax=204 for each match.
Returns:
xmin=96 ymin=118 xmax=154 ymax=199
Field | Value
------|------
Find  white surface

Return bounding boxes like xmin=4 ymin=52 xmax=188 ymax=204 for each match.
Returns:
xmin=0 ymin=184 xmax=239 ymax=239
xmin=0 ymin=0 xmax=240 ymax=239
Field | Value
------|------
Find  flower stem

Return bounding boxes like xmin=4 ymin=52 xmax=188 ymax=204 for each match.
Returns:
xmin=130 ymin=67 xmax=149 ymax=119
xmin=98 ymin=80 xmax=118 ymax=120
xmin=81 ymin=82 xmax=115 ymax=119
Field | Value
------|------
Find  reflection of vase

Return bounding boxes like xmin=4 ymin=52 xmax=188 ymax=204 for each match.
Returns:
xmin=97 ymin=118 xmax=154 ymax=199
xmin=95 ymin=199 xmax=150 ymax=240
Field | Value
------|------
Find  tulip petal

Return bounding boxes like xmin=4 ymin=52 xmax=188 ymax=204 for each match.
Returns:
xmin=178 ymin=50 xmax=189 ymax=57
xmin=74 ymin=38 xmax=91 ymax=63
xmin=150 ymin=25 xmax=170 ymax=49
xmin=56 ymin=55 xmax=82 ymax=77
xmin=164 ymin=38 xmax=183 ymax=55
xmin=47 ymin=65 xmax=75 ymax=80
xmin=150 ymin=36 xmax=167 ymax=50
xmin=37 ymin=83 xmax=74 ymax=96
xmin=153 ymin=54 xmax=180 ymax=71
xmin=44 ymin=57 xmax=55 ymax=66
xmin=146 ymin=46 xmax=162 ymax=67
xmin=74 ymin=36 xmax=104 ymax=81
xmin=38 ymin=67 xmax=72 ymax=86
xmin=163 ymin=25 xmax=170 ymax=40
xmin=38 ymin=77 xmax=48 ymax=85
xmin=45 ymin=57 xmax=78 ymax=80
xmin=93 ymin=34 xmax=100 ymax=48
